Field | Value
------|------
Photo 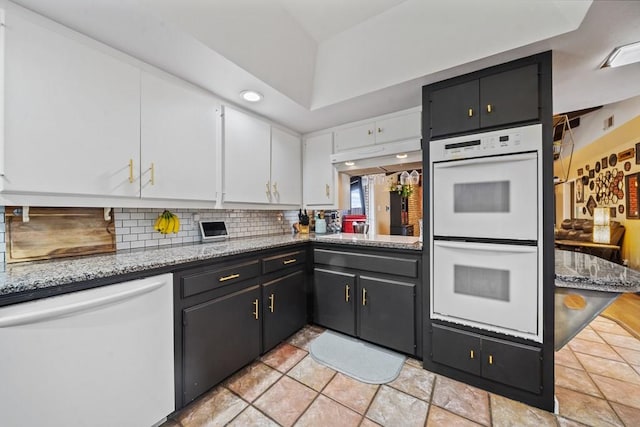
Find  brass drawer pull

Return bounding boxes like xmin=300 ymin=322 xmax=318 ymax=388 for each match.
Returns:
xmin=487 ymin=104 xmax=493 ymax=113
xmin=326 ymin=184 xmax=330 ymax=198
xmin=253 ymin=299 xmax=259 ymax=319
xmin=282 ymin=259 xmax=297 ymax=265
xmin=362 ymin=288 xmax=367 ymax=306
xmin=468 ymin=108 xmax=473 ymax=117
xmin=470 ymin=350 xmax=474 ymax=359
xmin=269 ymin=294 xmax=275 ymax=313
xmin=345 ymin=285 xmax=350 ymax=302
xmin=150 ymin=162 xmax=155 ymax=185
xmin=219 ymin=273 xmax=240 ymax=282
xmin=488 ymin=355 xmax=494 ymax=365
xmin=129 ymin=159 xmax=134 ymax=183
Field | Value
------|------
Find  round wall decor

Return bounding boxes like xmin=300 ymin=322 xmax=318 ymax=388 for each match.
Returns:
xmin=590 ymin=181 xmax=595 ymax=191
xmin=583 ymin=207 xmax=587 ymax=214
xmin=619 ymin=205 xmax=624 ymax=214
xmin=586 ymin=164 xmax=590 ymax=171
xmin=582 ymin=176 xmax=589 ymax=185
xmin=625 ymin=161 xmax=632 ymax=171
xmin=609 ymin=153 xmax=618 ymax=167
xmin=595 ymin=161 xmax=601 ymax=172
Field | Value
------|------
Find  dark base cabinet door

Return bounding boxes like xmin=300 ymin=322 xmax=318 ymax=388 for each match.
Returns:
xmin=482 ymin=338 xmax=542 ymax=394
xmin=358 ymin=276 xmax=415 ymax=354
xmin=313 ymin=268 xmax=356 ymax=335
xmin=182 ymin=284 xmax=261 ymax=404
xmin=262 ymin=270 xmax=307 ymax=352
xmin=432 ymin=325 xmax=481 ymax=376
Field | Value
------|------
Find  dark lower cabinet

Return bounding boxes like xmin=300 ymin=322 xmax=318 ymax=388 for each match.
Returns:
xmin=358 ymin=276 xmax=415 ymax=355
xmin=313 ymin=268 xmax=356 ymax=335
xmin=262 ymin=270 xmax=307 ymax=352
xmin=431 ymin=324 xmax=541 ymax=394
xmin=182 ymin=284 xmax=261 ymax=404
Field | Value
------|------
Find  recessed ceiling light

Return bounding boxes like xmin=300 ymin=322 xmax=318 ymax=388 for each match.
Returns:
xmin=601 ymin=40 xmax=640 ymax=68
xmin=345 ymin=161 xmax=355 ymax=166
xmin=396 ymin=153 xmax=408 ymax=159
xmin=240 ymin=90 xmax=263 ymax=102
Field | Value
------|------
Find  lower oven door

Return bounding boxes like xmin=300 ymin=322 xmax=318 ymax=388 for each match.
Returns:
xmin=432 ymin=240 xmax=538 ymax=337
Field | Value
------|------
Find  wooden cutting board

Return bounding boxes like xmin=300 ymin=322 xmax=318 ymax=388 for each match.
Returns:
xmin=5 ymin=207 xmax=116 ymax=263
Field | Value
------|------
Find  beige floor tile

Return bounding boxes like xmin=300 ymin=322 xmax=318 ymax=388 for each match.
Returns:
xmin=575 ymin=352 xmax=640 ymax=385
xmin=431 ymin=376 xmax=490 ymax=426
xmin=569 ymin=338 xmax=625 ymax=361
xmin=599 ymin=332 xmax=640 ymax=351
xmin=590 ymin=373 xmax=640 ymax=410
xmin=555 ymin=386 xmax=623 ymax=427
xmin=387 ymin=363 xmax=436 ymax=401
xmin=366 ymin=385 xmax=428 ymax=427
xmin=614 ymin=346 xmax=640 ymax=365
xmin=254 ymin=376 xmax=317 ymax=427
xmin=159 ymin=419 xmax=181 ymax=427
xmin=555 ymin=364 xmax=602 ymax=397
xmin=225 ymin=362 xmax=282 ymax=403
xmin=288 ymin=325 xmax=324 ymax=351
xmin=591 ymin=319 xmax=633 ymax=337
xmin=576 ymin=327 xmax=606 ymax=343
xmin=611 ymin=402 xmax=640 ymax=427
xmin=426 ymin=406 xmax=482 ymax=426
xmin=294 ymin=394 xmax=362 ymax=427
xmin=261 ymin=343 xmax=308 ymax=373
xmin=405 ymin=357 xmax=423 ymax=368
xmin=227 ymin=406 xmax=279 ymax=427
xmin=323 ymin=373 xmax=379 ymax=414
xmin=360 ymin=418 xmax=382 ymax=427
xmin=177 ymin=387 xmax=248 ymax=427
xmin=287 ymin=355 xmax=336 ymax=391
xmin=490 ymin=393 xmax=557 ymax=427
xmin=634 ymin=364 xmax=640 ymax=376
xmin=556 ymin=416 xmax=589 ymax=426
xmin=555 ymin=346 xmax=584 ymax=370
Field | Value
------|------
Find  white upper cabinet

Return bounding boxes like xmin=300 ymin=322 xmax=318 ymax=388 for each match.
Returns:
xmin=2 ymin=10 xmax=140 ymax=198
xmin=271 ymin=127 xmax=301 ymax=205
xmin=333 ymin=109 xmax=421 ymax=153
xmin=222 ymin=106 xmax=272 ymax=203
xmin=303 ymin=132 xmax=335 ymax=207
xmin=140 ymin=71 xmax=218 ymax=202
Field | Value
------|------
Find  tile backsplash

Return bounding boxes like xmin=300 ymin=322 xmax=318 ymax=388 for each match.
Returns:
xmin=113 ymin=208 xmax=299 ymax=251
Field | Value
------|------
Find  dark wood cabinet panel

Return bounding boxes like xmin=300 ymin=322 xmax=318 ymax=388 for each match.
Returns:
xmin=430 ymin=80 xmax=480 ymax=137
xmin=262 ymin=250 xmax=306 ymax=274
xmin=181 ymin=259 xmax=260 ymax=298
xmin=432 ymin=325 xmax=481 ymax=376
xmin=182 ymin=284 xmax=261 ymax=404
xmin=482 ymin=337 xmax=542 ymax=393
xmin=314 ymin=248 xmax=418 ymax=278
xmin=480 ymin=64 xmax=539 ymax=128
xmin=313 ymin=268 xmax=356 ymax=335
xmin=262 ymin=270 xmax=307 ymax=352
xmin=358 ymin=276 xmax=415 ymax=354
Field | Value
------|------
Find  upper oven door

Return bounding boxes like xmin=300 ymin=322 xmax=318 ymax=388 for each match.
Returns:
xmin=432 ymin=152 xmax=538 ymax=241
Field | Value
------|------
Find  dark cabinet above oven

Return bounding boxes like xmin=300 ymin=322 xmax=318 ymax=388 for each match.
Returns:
xmin=429 ymin=63 xmax=539 ymax=138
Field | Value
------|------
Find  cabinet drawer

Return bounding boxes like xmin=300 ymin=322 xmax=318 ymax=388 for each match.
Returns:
xmin=432 ymin=325 xmax=481 ymax=375
xmin=181 ymin=260 xmax=261 ymax=298
xmin=262 ymin=250 xmax=306 ymax=274
xmin=314 ymin=249 xmax=418 ymax=278
xmin=482 ymin=338 xmax=541 ymax=394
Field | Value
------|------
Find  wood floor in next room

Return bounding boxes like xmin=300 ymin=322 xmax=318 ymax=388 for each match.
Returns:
xmin=163 ymin=316 xmax=640 ymax=427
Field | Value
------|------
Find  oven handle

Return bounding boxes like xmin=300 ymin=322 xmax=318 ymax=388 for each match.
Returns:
xmin=433 ymin=152 xmax=536 ymax=169
xmin=434 ymin=240 xmax=537 ymax=253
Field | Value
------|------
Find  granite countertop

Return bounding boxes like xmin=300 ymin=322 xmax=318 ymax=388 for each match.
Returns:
xmin=555 ymin=249 xmax=640 ymax=293
xmin=0 ymin=232 xmax=422 ymax=300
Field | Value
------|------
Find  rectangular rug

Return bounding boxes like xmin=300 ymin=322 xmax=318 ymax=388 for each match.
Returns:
xmin=309 ymin=330 xmax=405 ymax=384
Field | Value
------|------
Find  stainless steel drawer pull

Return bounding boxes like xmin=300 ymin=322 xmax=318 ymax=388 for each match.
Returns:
xmin=219 ymin=273 xmax=240 ymax=282
xmin=253 ymin=299 xmax=259 ymax=319
xmin=269 ymin=294 xmax=275 ymax=313
xmin=283 ymin=259 xmax=297 ymax=265
xmin=345 ymin=285 xmax=350 ymax=302
xmin=362 ymin=288 xmax=367 ymax=306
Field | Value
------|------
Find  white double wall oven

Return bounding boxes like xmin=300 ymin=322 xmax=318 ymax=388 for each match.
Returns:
xmin=429 ymin=124 xmax=544 ymax=342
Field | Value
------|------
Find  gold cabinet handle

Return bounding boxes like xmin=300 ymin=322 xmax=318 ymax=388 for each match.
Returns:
xmin=367 ymin=129 xmax=373 ymax=135
xmin=362 ymin=288 xmax=367 ymax=306
xmin=487 ymin=104 xmax=493 ymax=113
xmin=488 ymin=355 xmax=493 ymax=365
xmin=377 ymin=127 xmax=382 ymax=133
xmin=219 ymin=273 xmax=240 ymax=282
xmin=266 ymin=181 xmax=271 ymax=197
xmin=150 ymin=162 xmax=155 ymax=185
xmin=253 ymin=299 xmax=259 ymax=320
xmin=283 ymin=259 xmax=296 ymax=265
xmin=129 ymin=159 xmax=134 ymax=183
xmin=345 ymin=285 xmax=350 ymax=302
xmin=272 ymin=182 xmax=278 ymax=194
xmin=468 ymin=108 xmax=473 ymax=117
xmin=268 ymin=294 xmax=275 ymax=313
xmin=470 ymin=350 xmax=474 ymax=359
xmin=326 ymin=184 xmax=330 ymax=198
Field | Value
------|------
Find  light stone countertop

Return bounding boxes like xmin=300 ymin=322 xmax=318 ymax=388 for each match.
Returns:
xmin=0 ymin=232 xmax=421 ymax=302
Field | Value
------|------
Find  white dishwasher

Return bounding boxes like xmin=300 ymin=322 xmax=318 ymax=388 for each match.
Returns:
xmin=0 ymin=273 xmax=175 ymax=427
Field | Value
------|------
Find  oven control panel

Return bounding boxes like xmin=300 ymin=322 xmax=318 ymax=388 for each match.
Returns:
xmin=430 ymin=124 xmax=542 ymax=162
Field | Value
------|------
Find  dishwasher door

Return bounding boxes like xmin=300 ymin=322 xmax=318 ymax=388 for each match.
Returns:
xmin=0 ymin=273 xmax=175 ymax=427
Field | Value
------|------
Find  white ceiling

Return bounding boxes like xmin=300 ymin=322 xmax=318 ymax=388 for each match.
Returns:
xmin=9 ymin=0 xmax=640 ymax=134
